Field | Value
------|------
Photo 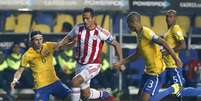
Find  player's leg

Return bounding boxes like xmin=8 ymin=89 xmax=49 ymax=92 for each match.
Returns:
xmin=142 ymin=75 xmax=180 ymax=101
xmin=140 ymin=93 xmax=151 ymax=101
xmin=167 ymin=68 xmax=201 ymax=97
xmin=70 ymin=63 xmax=91 ymax=101
xmin=149 ymin=70 xmax=180 ymax=101
xmin=51 ymin=80 xmax=72 ymax=100
xmin=71 ymin=64 xmax=101 ymax=101
xmin=180 ymin=87 xmax=201 ymax=96
xmin=168 ymin=68 xmax=185 ymax=86
xmin=71 ymin=74 xmax=84 ymax=101
xmin=79 ymin=64 xmax=115 ymax=100
xmin=168 ymin=68 xmax=185 ymax=100
xmin=79 ymin=64 xmax=104 ymax=100
xmin=138 ymin=73 xmax=159 ymax=101
xmin=34 ymin=87 xmax=50 ymax=101
xmin=80 ymin=81 xmax=112 ymax=100
xmin=168 ymin=68 xmax=201 ymax=97
xmin=150 ymin=83 xmax=180 ymax=101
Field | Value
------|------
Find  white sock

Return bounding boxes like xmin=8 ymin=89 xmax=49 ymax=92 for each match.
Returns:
xmin=71 ymin=87 xmax=81 ymax=101
xmin=89 ymin=88 xmax=102 ymax=99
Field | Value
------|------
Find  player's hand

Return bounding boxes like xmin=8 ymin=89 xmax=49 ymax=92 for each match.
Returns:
xmin=10 ymin=80 xmax=18 ymax=90
xmin=112 ymin=63 xmax=125 ymax=71
xmin=175 ymin=58 xmax=183 ymax=68
xmin=55 ymin=41 xmax=63 ymax=51
xmin=56 ymin=39 xmax=76 ymax=50
xmin=66 ymin=39 xmax=76 ymax=48
xmin=161 ymin=49 xmax=169 ymax=56
xmin=41 ymin=49 xmax=49 ymax=57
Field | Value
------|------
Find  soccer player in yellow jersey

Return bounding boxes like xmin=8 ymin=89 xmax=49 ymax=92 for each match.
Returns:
xmin=161 ymin=10 xmax=186 ymax=101
xmin=160 ymin=9 xmax=201 ymax=101
xmin=10 ymin=31 xmax=71 ymax=101
xmin=113 ymin=12 xmax=182 ymax=101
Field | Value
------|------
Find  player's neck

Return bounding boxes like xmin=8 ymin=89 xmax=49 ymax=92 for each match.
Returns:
xmin=33 ymin=45 xmax=42 ymax=53
xmin=168 ymin=22 xmax=176 ymax=29
xmin=136 ymin=26 xmax=143 ymax=34
xmin=87 ymin=23 xmax=96 ymax=31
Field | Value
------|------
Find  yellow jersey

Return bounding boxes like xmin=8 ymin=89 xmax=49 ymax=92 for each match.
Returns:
xmin=138 ymin=26 xmax=166 ymax=75
xmin=163 ymin=24 xmax=184 ymax=68
xmin=20 ymin=42 xmax=59 ymax=89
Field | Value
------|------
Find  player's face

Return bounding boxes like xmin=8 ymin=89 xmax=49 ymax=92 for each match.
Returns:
xmin=166 ymin=13 xmax=176 ymax=26
xmin=32 ymin=34 xmax=43 ymax=49
xmin=127 ymin=18 xmax=138 ymax=32
xmin=83 ymin=12 xmax=95 ymax=29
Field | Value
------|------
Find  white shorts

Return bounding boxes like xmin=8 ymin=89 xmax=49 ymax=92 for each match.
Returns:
xmin=74 ymin=63 xmax=101 ymax=89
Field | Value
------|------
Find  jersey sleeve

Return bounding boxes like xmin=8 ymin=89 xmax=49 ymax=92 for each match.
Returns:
xmin=20 ymin=53 xmax=30 ymax=68
xmin=145 ymin=30 xmax=159 ymax=43
xmin=173 ymin=25 xmax=184 ymax=41
xmin=67 ymin=24 xmax=79 ymax=38
xmin=99 ymin=28 xmax=114 ymax=44
xmin=45 ymin=42 xmax=57 ymax=53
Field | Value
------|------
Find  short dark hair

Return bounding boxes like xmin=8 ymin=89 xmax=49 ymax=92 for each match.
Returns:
xmin=31 ymin=31 xmax=42 ymax=40
xmin=127 ymin=12 xmax=141 ymax=23
xmin=83 ymin=7 xmax=95 ymax=17
xmin=167 ymin=9 xmax=177 ymax=15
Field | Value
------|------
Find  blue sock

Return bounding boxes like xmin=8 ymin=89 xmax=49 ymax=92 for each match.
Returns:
xmin=180 ymin=87 xmax=201 ymax=96
xmin=150 ymin=87 xmax=174 ymax=101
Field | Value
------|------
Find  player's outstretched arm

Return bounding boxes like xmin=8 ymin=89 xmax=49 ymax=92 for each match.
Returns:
xmin=123 ymin=47 xmax=141 ymax=64
xmin=174 ymin=40 xmax=186 ymax=52
xmin=56 ymin=35 xmax=75 ymax=50
xmin=112 ymin=46 xmax=141 ymax=71
xmin=10 ymin=68 xmax=25 ymax=90
xmin=156 ymin=38 xmax=183 ymax=67
xmin=110 ymin=40 xmax=123 ymax=61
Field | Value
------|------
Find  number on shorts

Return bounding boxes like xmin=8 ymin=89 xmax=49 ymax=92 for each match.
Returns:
xmin=173 ymin=76 xmax=178 ymax=83
xmin=147 ymin=80 xmax=154 ymax=88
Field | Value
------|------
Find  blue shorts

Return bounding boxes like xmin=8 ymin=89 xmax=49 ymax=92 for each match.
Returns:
xmin=160 ymin=68 xmax=185 ymax=86
xmin=35 ymin=80 xmax=71 ymax=101
xmin=139 ymin=73 xmax=160 ymax=96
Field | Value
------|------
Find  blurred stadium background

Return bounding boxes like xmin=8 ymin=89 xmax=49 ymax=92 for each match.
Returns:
xmin=0 ymin=0 xmax=201 ymax=101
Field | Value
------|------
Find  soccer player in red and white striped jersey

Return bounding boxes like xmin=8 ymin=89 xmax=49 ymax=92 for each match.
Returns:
xmin=59 ymin=7 xmax=122 ymax=101
xmin=71 ymin=22 xmax=112 ymax=65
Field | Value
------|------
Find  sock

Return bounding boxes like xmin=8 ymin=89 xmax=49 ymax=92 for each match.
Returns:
xmin=150 ymin=86 xmax=174 ymax=101
xmin=71 ymin=87 xmax=81 ymax=101
xmin=100 ymin=90 xmax=110 ymax=99
xmin=180 ymin=87 xmax=201 ymax=96
xmin=89 ymin=88 xmax=102 ymax=99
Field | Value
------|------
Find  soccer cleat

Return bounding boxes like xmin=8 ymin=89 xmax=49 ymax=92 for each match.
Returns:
xmin=171 ymin=83 xmax=180 ymax=94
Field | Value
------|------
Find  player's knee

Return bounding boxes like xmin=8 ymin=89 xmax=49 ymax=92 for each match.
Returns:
xmin=71 ymin=79 xmax=81 ymax=87
xmin=71 ymin=75 xmax=84 ymax=87
xmin=140 ymin=93 xmax=151 ymax=101
xmin=81 ymin=90 xmax=91 ymax=99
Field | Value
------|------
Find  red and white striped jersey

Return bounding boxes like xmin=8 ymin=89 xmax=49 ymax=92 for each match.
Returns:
xmin=68 ymin=23 xmax=113 ymax=64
